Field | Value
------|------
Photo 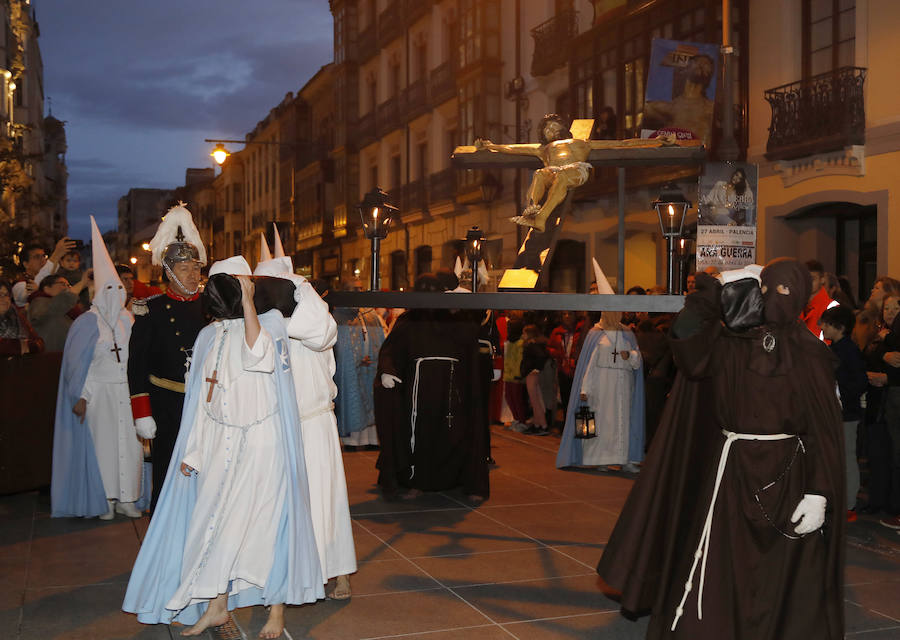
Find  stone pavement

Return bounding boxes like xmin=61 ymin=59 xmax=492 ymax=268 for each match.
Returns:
xmin=2 ymin=426 xmax=900 ymax=639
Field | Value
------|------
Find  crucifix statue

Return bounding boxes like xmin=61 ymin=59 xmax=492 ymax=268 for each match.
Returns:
xmin=452 ymin=114 xmax=704 ymax=290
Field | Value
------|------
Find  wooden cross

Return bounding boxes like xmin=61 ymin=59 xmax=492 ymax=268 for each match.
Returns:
xmin=205 ymin=370 xmax=218 ymax=403
xmin=110 ymin=342 xmax=122 ymax=363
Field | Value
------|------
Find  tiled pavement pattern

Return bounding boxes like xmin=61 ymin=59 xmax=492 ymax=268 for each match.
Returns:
xmin=2 ymin=426 xmax=900 ymax=639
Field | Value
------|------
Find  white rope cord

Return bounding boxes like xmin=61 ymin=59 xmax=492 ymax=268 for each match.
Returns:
xmin=671 ymin=429 xmax=797 ymax=632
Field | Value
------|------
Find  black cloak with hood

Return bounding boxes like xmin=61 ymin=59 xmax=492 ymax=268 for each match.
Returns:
xmin=597 ymin=258 xmax=845 ymax=640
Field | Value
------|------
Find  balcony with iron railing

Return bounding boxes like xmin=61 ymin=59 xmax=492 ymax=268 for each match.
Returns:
xmin=357 ymin=23 xmax=377 ymax=62
xmin=377 ymin=97 xmax=400 ymax=137
xmin=357 ymin=111 xmax=377 ymax=147
xmin=403 ymin=78 xmax=428 ymax=119
xmin=764 ymin=66 xmax=866 ymax=161
xmin=428 ymin=168 xmax=456 ymax=204
xmin=531 ymin=8 xmax=578 ymax=77
xmin=378 ymin=1 xmax=403 ymax=46
xmin=429 ymin=60 xmax=456 ymax=105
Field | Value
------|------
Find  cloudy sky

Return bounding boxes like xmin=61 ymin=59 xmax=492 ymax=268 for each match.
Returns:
xmin=37 ymin=0 xmax=334 ymax=240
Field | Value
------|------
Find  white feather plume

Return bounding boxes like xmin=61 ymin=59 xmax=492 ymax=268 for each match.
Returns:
xmin=148 ymin=203 xmax=207 ymax=266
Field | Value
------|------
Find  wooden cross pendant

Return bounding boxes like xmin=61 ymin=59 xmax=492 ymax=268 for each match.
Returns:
xmin=612 ymin=351 xmax=617 ymax=363
xmin=110 ymin=342 xmax=122 ymax=363
xmin=205 ymin=370 xmax=219 ymax=402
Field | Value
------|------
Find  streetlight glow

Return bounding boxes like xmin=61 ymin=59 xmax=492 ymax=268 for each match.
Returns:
xmin=129 ymin=256 xmax=138 ymax=265
xmin=141 ymin=242 xmax=150 ymax=251
xmin=211 ymin=143 xmax=230 ymax=165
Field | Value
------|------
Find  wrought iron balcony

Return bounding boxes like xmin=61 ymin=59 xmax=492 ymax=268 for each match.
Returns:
xmin=405 ymin=0 xmax=432 ymax=24
xmin=403 ymin=78 xmax=428 ymax=119
xmin=428 ymin=168 xmax=456 ymax=204
xmin=764 ymin=66 xmax=866 ymax=161
xmin=357 ymin=111 xmax=376 ymax=148
xmin=429 ymin=61 xmax=456 ymax=106
xmin=376 ymin=98 xmax=400 ymax=136
xmin=405 ymin=179 xmax=426 ymax=212
xmin=357 ymin=24 xmax=377 ymax=62
xmin=378 ymin=1 xmax=403 ymax=46
xmin=530 ymin=9 xmax=577 ymax=77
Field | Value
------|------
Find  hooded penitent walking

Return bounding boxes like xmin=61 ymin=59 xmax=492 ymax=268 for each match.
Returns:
xmin=597 ymin=259 xmax=845 ymax=640
xmin=52 ymin=216 xmax=142 ymax=519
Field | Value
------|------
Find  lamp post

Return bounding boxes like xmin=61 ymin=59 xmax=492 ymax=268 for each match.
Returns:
xmin=358 ymin=187 xmax=398 ymax=291
xmin=652 ymin=184 xmax=691 ymax=295
xmin=465 ymin=225 xmax=486 ymax=292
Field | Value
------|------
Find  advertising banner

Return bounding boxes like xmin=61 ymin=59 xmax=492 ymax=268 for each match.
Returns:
xmin=696 ymin=162 xmax=758 ymax=272
xmin=642 ymin=38 xmax=720 ymax=146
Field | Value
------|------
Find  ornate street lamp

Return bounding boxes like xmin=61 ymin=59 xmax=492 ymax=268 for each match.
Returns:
xmin=465 ymin=225 xmax=486 ymax=292
xmin=358 ymin=187 xmax=399 ymax=291
xmin=652 ymin=184 xmax=692 ymax=295
xmin=574 ymin=399 xmax=596 ymax=439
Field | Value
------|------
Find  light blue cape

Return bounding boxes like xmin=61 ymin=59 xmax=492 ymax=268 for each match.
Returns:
xmin=122 ymin=310 xmax=324 ymax=624
xmin=333 ymin=308 xmax=383 ymax=436
xmin=556 ymin=327 xmax=646 ymax=468
xmin=51 ymin=312 xmax=108 ymax=518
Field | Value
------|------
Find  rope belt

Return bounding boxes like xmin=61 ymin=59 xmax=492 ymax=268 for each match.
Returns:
xmin=300 ymin=402 xmax=335 ymax=422
xmin=671 ymin=429 xmax=798 ymax=632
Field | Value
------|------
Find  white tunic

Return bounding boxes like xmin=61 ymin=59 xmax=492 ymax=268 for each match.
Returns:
xmin=286 ymin=281 xmax=357 ymax=580
xmin=579 ymin=329 xmax=642 ymax=466
xmin=81 ymin=310 xmax=141 ymax=502
xmin=167 ymin=320 xmax=286 ymax=610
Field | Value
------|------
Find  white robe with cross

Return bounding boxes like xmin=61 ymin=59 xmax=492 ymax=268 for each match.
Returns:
xmin=166 ymin=319 xmax=286 ymax=611
xmin=81 ymin=309 xmax=142 ymax=502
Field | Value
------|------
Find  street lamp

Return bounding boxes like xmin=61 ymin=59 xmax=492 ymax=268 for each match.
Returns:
xmin=652 ymin=184 xmax=691 ymax=295
xmin=358 ymin=187 xmax=398 ymax=291
xmin=210 ymin=143 xmax=230 ymax=165
xmin=465 ymin=225 xmax=486 ymax=292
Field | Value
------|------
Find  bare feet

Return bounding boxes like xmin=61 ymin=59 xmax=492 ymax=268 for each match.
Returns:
xmin=181 ymin=594 xmax=229 ymax=636
xmin=330 ymin=574 xmax=351 ymax=600
xmin=259 ymin=603 xmax=284 ymax=639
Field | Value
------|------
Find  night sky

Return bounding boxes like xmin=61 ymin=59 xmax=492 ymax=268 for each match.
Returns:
xmin=37 ymin=0 xmax=334 ymax=241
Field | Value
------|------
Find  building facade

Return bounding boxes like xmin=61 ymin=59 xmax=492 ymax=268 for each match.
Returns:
xmin=0 ymin=0 xmax=68 ymax=239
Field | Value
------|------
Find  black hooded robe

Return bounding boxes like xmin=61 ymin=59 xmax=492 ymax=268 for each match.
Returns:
xmin=597 ymin=261 xmax=845 ymax=640
xmin=374 ymin=309 xmax=489 ymax=499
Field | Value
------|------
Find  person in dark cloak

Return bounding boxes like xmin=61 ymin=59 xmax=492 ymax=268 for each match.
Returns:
xmin=373 ymin=273 xmax=489 ymax=501
xmin=597 ymin=258 xmax=845 ymax=640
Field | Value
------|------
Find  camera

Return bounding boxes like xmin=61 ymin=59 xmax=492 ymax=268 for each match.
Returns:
xmin=72 ymin=239 xmax=84 ymax=250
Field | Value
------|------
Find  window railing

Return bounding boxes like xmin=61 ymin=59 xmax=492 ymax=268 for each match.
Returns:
xmin=403 ymin=78 xmax=428 ymax=118
xmin=378 ymin=1 xmax=403 ymax=45
xmin=530 ymin=9 xmax=578 ymax=77
xmin=376 ymin=97 xmax=399 ymax=136
xmin=428 ymin=168 xmax=456 ymax=204
xmin=357 ymin=24 xmax=377 ymax=62
xmin=764 ymin=66 xmax=866 ymax=161
xmin=357 ymin=111 xmax=376 ymax=147
xmin=429 ymin=61 xmax=456 ymax=106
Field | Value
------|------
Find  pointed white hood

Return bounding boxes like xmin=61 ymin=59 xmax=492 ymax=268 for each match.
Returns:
xmin=209 ymin=256 xmax=252 ymax=277
xmin=259 ymin=233 xmax=272 ymax=263
xmin=271 ymin=224 xmax=294 ymax=272
xmin=90 ymin=215 xmax=126 ymax=326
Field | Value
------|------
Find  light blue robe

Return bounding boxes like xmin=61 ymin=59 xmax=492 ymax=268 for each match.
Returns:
xmin=556 ymin=326 xmax=646 ymax=468
xmin=50 ymin=313 xmax=108 ymax=518
xmin=333 ymin=308 xmax=385 ymax=437
xmin=122 ymin=311 xmax=324 ymax=625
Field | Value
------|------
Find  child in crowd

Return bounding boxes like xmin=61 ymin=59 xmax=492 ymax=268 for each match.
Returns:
xmin=56 ymin=249 xmax=90 ymax=307
xmin=819 ymin=305 xmax=869 ymax=521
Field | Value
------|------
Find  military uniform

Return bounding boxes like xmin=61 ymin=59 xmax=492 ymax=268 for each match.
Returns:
xmin=127 ymin=291 xmax=205 ymax=512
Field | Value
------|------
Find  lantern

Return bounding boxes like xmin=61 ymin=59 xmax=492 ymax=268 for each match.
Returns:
xmin=464 ymin=225 xmax=486 ymax=292
xmin=574 ymin=400 xmax=596 ymax=439
xmin=652 ymin=183 xmax=692 ymax=295
xmin=358 ymin=188 xmax=399 ymax=291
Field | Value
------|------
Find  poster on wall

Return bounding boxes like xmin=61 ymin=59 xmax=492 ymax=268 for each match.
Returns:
xmin=696 ymin=162 xmax=759 ymax=272
xmin=642 ymin=38 xmax=720 ymax=146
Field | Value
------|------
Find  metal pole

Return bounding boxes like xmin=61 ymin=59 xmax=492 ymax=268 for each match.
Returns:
xmin=666 ymin=236 xmax=676 ymax=294
xmin=370 ymin=237 xmax=380 ymax=291
xmin=719 ymin=0 xmax=739 ymax=160
xmin=617 ymin=167 xmax=625 ymax=293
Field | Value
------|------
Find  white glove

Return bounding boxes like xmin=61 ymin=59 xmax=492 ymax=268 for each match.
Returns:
xmin=791 ymin=494 xmax=827 ymax=535
xmin=381 ymin=374 xmax=402 ymax=389
xmin=135 ymin=416 xmax=157 ymax=439
xmin=492 ymin=368 xmax=502 ymax=382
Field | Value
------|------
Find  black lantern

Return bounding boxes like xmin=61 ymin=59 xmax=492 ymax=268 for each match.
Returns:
xmin=652 ymin=184 xmax=692 ymax=295
xmin=574 ymin=400 xmax=596 ymax=439
xmin=465 ymin=225 xmax=486 ymax=292
xmin=358 ymin=187 xmax=399 ymax=291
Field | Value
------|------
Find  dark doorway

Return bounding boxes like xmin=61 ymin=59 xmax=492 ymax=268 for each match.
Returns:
xmin=548 ymin=239 xmax=586 ymax=293
xmin=836 ymin=204 xmax=877 ymax=303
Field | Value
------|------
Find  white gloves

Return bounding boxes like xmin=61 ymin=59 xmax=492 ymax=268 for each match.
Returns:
xmin=381 ymin=374 xmax=402 ymax=389
xmin=791 ymin=494 xmax=827 ymax=535
xmin=492 ymin=368 xmax=502 ymax=382
xmin=135 ymin=416 xmax=157 ymax=439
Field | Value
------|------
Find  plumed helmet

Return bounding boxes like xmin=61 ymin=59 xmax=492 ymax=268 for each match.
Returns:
xmin=149 ymin=203 xmax=207 ymax=269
